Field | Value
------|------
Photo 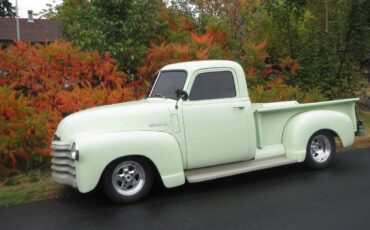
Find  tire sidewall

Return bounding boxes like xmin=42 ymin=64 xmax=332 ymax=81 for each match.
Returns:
xmin=102 ymin=157 xmax=154 ymax=203
xmin=305 ymin=131 xmax=336 ymax=169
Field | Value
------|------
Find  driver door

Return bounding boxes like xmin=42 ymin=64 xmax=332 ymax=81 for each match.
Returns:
xmin=182 ymin=69 xmax=253 ymax=169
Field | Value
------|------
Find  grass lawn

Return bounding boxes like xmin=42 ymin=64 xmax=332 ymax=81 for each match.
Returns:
xmin=0 ymin=170 xmax=69 ymax=208
xmin=0 ymin=111 xmax=369 ymax=208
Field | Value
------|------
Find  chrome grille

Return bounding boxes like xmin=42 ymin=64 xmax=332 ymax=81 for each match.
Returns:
xmin=51 ymin=144 xmax=77 ymax=188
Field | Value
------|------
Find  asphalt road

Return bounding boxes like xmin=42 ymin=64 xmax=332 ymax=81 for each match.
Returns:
xmin=1 ymin=148 xmax=370 ymax=230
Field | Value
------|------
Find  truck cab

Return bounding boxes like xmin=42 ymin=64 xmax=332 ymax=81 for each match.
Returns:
xmin=150 ymin=61 xmax=255 ymax=169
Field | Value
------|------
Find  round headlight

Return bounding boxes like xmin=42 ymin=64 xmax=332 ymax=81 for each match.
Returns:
xmin=71 ymin=142 xmax=79 ymax=161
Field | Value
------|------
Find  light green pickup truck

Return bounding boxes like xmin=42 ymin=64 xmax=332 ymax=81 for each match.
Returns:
xmin=51 ymin=60 xmax=364 ymax=203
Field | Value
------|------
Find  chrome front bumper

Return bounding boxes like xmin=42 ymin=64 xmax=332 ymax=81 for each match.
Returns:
xmin=51 ymin=144 xmax=77 ymax=188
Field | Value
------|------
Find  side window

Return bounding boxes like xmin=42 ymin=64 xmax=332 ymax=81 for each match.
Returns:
xmin=189 ymin=71 xmax=236 ymax=100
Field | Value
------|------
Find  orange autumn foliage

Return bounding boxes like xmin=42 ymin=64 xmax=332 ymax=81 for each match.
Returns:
xmin=0 ymin=41 xmax=127 ymax=99
xmin=55 ymin=86 xmax=136 ymax=116
xmin=0 ymin=87 xmax=54 ymax=175
xmin=139 ymin=32 xmax=229 ymax=80
xmin=0 ymin=41 xmax=142 ymax=103
xmin=0 ymin=41 xmax=142 ymax=174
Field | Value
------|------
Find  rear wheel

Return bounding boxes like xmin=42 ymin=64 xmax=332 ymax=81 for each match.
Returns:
xmin=305 ymin=131 xmax=335 ymax=169
xmin=102 ymin=157 xmax=154 ymax=203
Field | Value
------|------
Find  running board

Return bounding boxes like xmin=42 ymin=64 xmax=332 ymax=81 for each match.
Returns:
xmin=185 ymin=155 xmax=297 ymax=183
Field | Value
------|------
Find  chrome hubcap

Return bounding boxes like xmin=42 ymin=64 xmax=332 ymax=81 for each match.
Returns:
xmin=310 ymin=135 xmax=331 ymax=163
xmin=112 ymin=161 xmax=145 ymax=196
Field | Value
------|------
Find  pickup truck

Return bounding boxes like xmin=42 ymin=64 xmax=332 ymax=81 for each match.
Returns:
xmin=51 ymin=60 xmax=364 ymax=203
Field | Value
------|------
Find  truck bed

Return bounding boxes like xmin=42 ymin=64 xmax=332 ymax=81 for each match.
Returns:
xmin=252 ymin=98 xmax=358 ymax=148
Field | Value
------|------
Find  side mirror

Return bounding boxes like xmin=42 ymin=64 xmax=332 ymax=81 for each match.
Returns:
xmin=175 ymin=90 xmax=188 ymax=109
xmin=175 ymin=89 xmax=188 ymax=101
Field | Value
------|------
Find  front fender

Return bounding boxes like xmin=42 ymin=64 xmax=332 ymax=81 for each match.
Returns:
xmin=74 ymin=131 xmax=185 ymax=193
xmin=283 ymin=110 xmax=355 ymax=162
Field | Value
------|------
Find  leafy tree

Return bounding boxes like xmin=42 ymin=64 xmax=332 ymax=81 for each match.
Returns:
xmin=170 ymin=0 xmax=265 ymax=59
xmin=38 ymin=0 xmax=62 ymax=19
xmin=58 ymin=0 xmax=168 ymax=77
xmin=170 ymin=0 xmax=369 ymax=99
xmin=0 ymin=0 xmax=15 ymax=18
xmin=261 ymin=0 xmax=369 ymax=98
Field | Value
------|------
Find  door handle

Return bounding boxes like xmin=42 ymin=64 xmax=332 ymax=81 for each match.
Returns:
xmin=232 ymin=106 xmax=245 ymax=109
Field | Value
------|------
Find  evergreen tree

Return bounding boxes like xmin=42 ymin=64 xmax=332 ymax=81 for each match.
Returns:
xmin=0 ymin=0 xmax=15 ymax=18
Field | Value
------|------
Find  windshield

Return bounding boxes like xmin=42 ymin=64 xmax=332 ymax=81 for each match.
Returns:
xmin=149 ymin=71 xmax=187 ymax=100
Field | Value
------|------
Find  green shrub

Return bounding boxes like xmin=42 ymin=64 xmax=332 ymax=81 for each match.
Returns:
xmin=3 ymin=178 xmax=20 ymax=186
xmin=27 ymin=170 xmax=41 ymax=183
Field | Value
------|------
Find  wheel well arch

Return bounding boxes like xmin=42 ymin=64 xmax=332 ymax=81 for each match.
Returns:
xmin=306 ymin=129 xmax=338 ymax=147
xmin=311 ymin=128 xmax=338 ymax=137
xmin=308 ymin=129 xmax=340 ymax=146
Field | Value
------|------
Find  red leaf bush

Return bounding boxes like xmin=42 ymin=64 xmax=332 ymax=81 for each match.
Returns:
xmin=0 ymin=87 xmax=54 ymax=176
xmin=0 ymin=41 xmax=141 ymax=176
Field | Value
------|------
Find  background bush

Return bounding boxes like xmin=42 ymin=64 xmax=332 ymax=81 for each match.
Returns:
xmin=0 ymin=42 xmax=140 ymax=176
xmin=0 ymin=88 xmax=52 ymax=176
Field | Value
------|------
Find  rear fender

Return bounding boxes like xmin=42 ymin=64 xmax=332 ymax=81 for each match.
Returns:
xmin=283 ymin=110 xmax=355 ymax=162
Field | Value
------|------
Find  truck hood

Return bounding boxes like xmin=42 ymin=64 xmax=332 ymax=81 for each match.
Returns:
xmin=54 ymin=99 xmax=172 ymax=144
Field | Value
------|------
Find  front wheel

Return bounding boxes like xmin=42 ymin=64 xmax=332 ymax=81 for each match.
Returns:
xmin=102 ymin=157 xmax=154 ymax=203
xmin=305 ymin=131 xmax=336 ymax=169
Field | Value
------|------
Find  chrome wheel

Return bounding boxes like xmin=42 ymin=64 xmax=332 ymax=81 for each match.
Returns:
xmin=112 ymin=161 xmax=145 ymax=196
xmin=310 ymin=134 xmax=332 ymax=163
